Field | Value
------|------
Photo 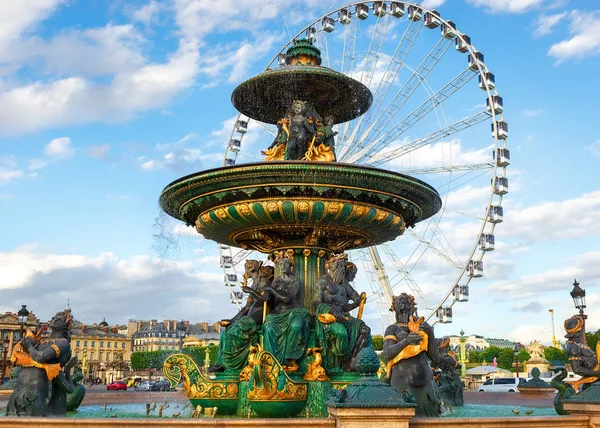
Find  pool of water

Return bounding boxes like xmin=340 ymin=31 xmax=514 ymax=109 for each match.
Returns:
xmin=443 ymin=404 xmax=556 ymax=418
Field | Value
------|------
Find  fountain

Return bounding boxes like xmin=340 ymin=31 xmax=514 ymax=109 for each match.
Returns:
xmin=158 ymin=38 xmax=440 ymax=419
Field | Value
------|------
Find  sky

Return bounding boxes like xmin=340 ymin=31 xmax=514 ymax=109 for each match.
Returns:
xmin=1 ymin=0 xmax=599 ymax=347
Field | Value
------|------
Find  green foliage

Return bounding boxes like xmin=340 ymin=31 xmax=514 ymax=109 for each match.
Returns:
xmin=468 ymin=350 xmax=484 ymax=364
xmin=544 ymin=346 xmax=568 ymax=363
xmin=586 ymin=330 xmax=600 ymax=351
xmin=517 ymin=348 xmax=531 ymax=364
xmin=482 ymin=346 xmax=501 ymax=363
xmin=497 ymin=348 xmax=515 ymax=370
xmin=372 ymin=335 xmax=383 ymax=351
xmin=130 ymin=346 xmax=219 ymax=370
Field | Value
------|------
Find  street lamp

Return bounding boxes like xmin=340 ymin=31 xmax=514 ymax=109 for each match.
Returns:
xmin=570 ymin=279 xmax=587 ymax=344
xmin=17 ymin=305 xmax=29 ymax=338
xmin=513 ymin=344 xmax=520 ymax=378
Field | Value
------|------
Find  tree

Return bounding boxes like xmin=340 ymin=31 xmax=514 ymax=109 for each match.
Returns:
xmin=586 ymin=330 xmax=599 ymax=351
xmin=468 ymin=350 xmax=484 ymax=364
xmin=130 ymin=346 xmax=218 ymax=371
xmin=517 ymin=348 xmax=531 ymax=364
xmin=497 ymin=348 xmax=514 ymax=370
xmin=544 ymin=346 xmax=568 ymax=364
xmin=482 ymin=346 xmax=501 ymax=364
xmin=372 ymin=335 xmax=383 ymax=351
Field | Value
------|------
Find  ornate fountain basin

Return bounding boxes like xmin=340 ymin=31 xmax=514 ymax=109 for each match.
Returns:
xmin=160 ymin=162 xmax=441 ymax=254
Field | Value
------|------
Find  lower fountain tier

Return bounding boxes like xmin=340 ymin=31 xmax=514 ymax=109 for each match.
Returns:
xmin=159 ymin=162 xmax=441 ymax=253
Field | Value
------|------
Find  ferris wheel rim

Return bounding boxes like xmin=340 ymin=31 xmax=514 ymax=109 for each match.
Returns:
xmin=219 ymin=0 xmax=508 ymax=323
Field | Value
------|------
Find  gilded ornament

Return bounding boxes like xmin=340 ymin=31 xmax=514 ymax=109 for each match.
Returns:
xmin=392 ymin=215 xmax=401 ymax=226
xmin=327 ymin=202 xmax=341 ymax=214
xmin=239 ymin=204 xmax=251 ymax=216
xmin=248 ymin=350 xmax=307 ymax=401
xmin=303 ymin=348 xmax=330 ymax=382
xmin=216 ymin=209 xmax=227 ymax=220
xmin=375 ymin=210 xmax=387 ymax=221
xmin=201 ymin=213 xmax=211 ymax=224
xmin=303 ymin=249 xmax=311 ymax=257
xmin=355 ymin=206 xmax=366 ymax=217
xmin=298 ymin=201 xmax=310 ymax=213
xmin=267 ymin=202 xmax=279 ymax=213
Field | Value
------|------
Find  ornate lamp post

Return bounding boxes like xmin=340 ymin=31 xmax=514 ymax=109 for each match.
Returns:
xmin=513 ymin=344 xmax=520 ymax=378
xmin=458 ymin=329 xmax=467 ymax=377
xmin=570 ymin=279 xmax=587 ymax=344
xmin=1 ymin=339 xmax=9 ymax=384
xmin=17 ymin=305 xmax=29 ymax=338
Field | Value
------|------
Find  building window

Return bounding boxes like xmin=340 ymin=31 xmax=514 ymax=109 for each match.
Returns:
xmin=158 ymin=346 xmax=162 ymax=350
xmin=107 ymin=342 xmax=111 ymax=348
xmin=113 ymin=353 xmax=117 ymax=361
xmin=91 ymin=341 xmax=95 ymax=347
xmin=114 ymin=342 xmax=118 ymax=348
xmin=76 ymin=340 xmax=80 ymax=346
xmin=90 ymin=352 xmax=95 ymax=360
xmin=122 ymin=343 xmax=126 ymax=349
xmin=100 ymin=341 xmax=104 ymax=348
xmin=84 ymin=341 xmax=88 ymax=347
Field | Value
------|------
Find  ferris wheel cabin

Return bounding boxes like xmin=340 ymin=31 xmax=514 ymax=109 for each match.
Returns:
xmin=339 ymin=8 xmax=351 ymax=24
xmin=277 ymin=52 xmax=286 ymax=66
xmin=468 ymin=260 xmax=484 ymax=278
xmin=494 ymin=148 xmax=510 ymax=166
xmin=229 ymin=139 xmax=241 ymax=152
xmin=488 ymin=205 xmax=504 ymax=223
xmin=390 ymin=2 xmax=405 ymax=18
xmin=373 ymin=2 xmax=387 ymax=17
xmin=424 ymin=10 xmax=441 ymax=28
xmin=492 ymin=121 xmax=509 ymax=139
xmin=224 ymin=158 xmax=235 ymax=166
xmin=235 ymin=120 xmax=248 ymax=134
xmin=468 ymin=51 xmax=485 ymax=71
xmin=356 ymin=3 xmax=369 ymax=20
xmin=218 ymin=244 xmax=229 ymax=250
xmin=225 ymin=274 xmax=238 ymax=285
xmin=408 ymin=5 xmax=423 ymax=21
xmin=480 ymin=234 xmax=495 ymax=251
xmin=453 ymin=285 xmax=469 ymax=302
xmin=487 ymin=95 xmax=503 ymax=114
xmin=231 ymin=291 xmax=244 ymax=305
xmin=322 ymin=16 xmax=335 ymax=32
xmin=220 ymin=255 xmax=233 ymax=268
xmin=306 ymin=26 xmax=317 ymax=43
xmin=479 ymin=72 xmax=496 ymax=90
xmin=456 ymin=34 xmax=471 ymax=53
xmin=493 ymin=177 xmax=509 ymax=195
xmin=437 ymin=307 xmax=453 ymax=324
xmin=441 ymin=20 xmax=457 ymax=39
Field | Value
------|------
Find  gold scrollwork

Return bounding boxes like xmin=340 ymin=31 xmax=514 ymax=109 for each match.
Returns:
xmin=239 ymin=204 xmax=251 ymax=216
xmin=298 ymin=201 xmax=310 ymax=213
xmin=249 ymin=350 xmax=307 ymax=401
xmin=266 ymin=202 xmax=279 ymax=213
xmin=216 ymin=208 xmax=227 ymax=220
xmin=327 ymin=202 xmax=341 ymax=215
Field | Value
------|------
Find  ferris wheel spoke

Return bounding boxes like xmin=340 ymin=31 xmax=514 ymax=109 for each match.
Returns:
xmin=360 ymin=13 xmax=392 ymax=89
xmin=366 ymin=110 xmax=492 ymax=166
xmin=338 ymin=16 xmax=422 ymax=161
xmin=380 ymin=243 xmax=433 ymax=313
xmin=336 ymin=18 xmax=359 ymax=155
xmin=405 ymin=229 xmax=463 ymax=270
xmin=402 ymin=163 xmax=494 ymax=175
xmin=343 ymin=36 xmax=454 ymax=162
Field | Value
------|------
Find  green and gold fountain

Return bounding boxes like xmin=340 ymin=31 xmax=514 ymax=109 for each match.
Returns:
xmin=159 ymin=39 xmax=441 ymax=418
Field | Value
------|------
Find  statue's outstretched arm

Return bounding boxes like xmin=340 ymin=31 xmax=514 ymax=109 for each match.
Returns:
xmin=23 ymin=338 xmax=66 ymax=363
xmin=571 ymin=358 xmax=600 ymax=378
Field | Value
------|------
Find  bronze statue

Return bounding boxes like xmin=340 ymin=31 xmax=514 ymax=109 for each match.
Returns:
xmin=314 ymin=255 xmax=370 ymax=371
xmin=6 ymin=310 xmax=75 ymax=416
xmin=210 ymin=260 xmax=273 ymax=373
xmin=381 ymin=293 xmax=441 ymax=417
xmin=435 ymin=337 xmax=464 ymax=407
xmin=262 ymin=251 xmax=310 ymax=371
xmin=564 ymin=315 xmax=600 ymax=391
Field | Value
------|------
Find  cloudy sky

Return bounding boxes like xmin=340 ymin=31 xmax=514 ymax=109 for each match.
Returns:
xmin=1 ymin=0 xmax=599 ymax=346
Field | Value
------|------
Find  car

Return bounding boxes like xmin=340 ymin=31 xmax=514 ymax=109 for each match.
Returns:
xmin=478 ymin=377 xmax=526 ymax=392
xmin=150 ymin=380 xmax=172 ymax=392
xmin=106 ymin=381 xmax=127 ymax=391
xmin=137 ymin=381 xmax=155 ymax=391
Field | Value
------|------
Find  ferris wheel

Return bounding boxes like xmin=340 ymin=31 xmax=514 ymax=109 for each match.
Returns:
xmin=218 ymin=1 xmax=508 ymax=329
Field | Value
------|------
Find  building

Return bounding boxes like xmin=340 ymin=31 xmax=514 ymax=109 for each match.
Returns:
xmin=182 ymin=322 xmax=222 ymax=348
xmin=130 ymin=319 xmax=188 ymax=353
xmin=0 ymin=309 xmax=40 ymax=378
xmin=448 ymin=333 xmax=516 ymax=354
xmin=70 ymin=318 xmax=131 ymax=384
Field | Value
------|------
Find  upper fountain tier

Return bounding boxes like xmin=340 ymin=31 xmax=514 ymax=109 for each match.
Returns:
xmin=231 ymin=39 xmax=373 ymax=125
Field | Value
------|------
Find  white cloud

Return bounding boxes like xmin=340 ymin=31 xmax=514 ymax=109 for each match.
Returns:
xmin=549 ymin=11 xmax=600 ymax=63
xmin=388 ymin=139 xmax=492 ymax=169
xmin=28 ymin=158 xmax=49 ymax=170
xmin=86 ymin=144 xmax=111 ymax=159
xmin=585 ymin=140 xmax=600 ymax=158
xmin=45 ymin=137 xmax=75 ymax=158
xmin=0 ymin=0 xmax=64 ymax=45
xmin=133 ymin=0 xmax=161 ymax=25
xmin=0 ymin=246 xmax=233 ymax=323
xmin=522 ymin=108 xmax=543 ymax=117
xmin=421 ymin=0 xmax=446 ymax=8
xmin=0 ymin=169 xmax=24 ymax=185
xmin=533 ymin=12 xmax=568 ymax=37
xmin=466 ymin=0 xmax=544 ymax=13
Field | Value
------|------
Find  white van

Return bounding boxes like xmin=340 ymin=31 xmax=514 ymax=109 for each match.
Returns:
xmin=478 ymin=377 xmax=526 ymax=392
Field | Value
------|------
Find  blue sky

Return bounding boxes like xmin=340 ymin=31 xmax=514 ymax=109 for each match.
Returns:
xmin=1 ymin=0 xmax=599 ymax=346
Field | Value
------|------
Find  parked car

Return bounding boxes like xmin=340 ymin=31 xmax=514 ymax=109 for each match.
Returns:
xmin=137 ymin=381 xmax=155 ymax=391
xmin=150 ymin=380 xmax=172 ymax=392
xmin=106 ymin=381 xmax=128 ymax=391
xmin=478 ymin=377 xmax=526 ymax=392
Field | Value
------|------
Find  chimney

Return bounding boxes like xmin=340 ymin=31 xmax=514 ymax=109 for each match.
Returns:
xmin=163 ymin=320 xmax=169 ymax=330
xmin=201 ymin=322 xmax=208 ymax=332
xmin=102 ymin=326 xmax=109 ymax=333
xmin=184 ymin=321 xmax=190 ymax=329
xmin=112 ymin=327 xmax=118 ymax=334
xmin=82 ymin=325 xmax=87 ymax=333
